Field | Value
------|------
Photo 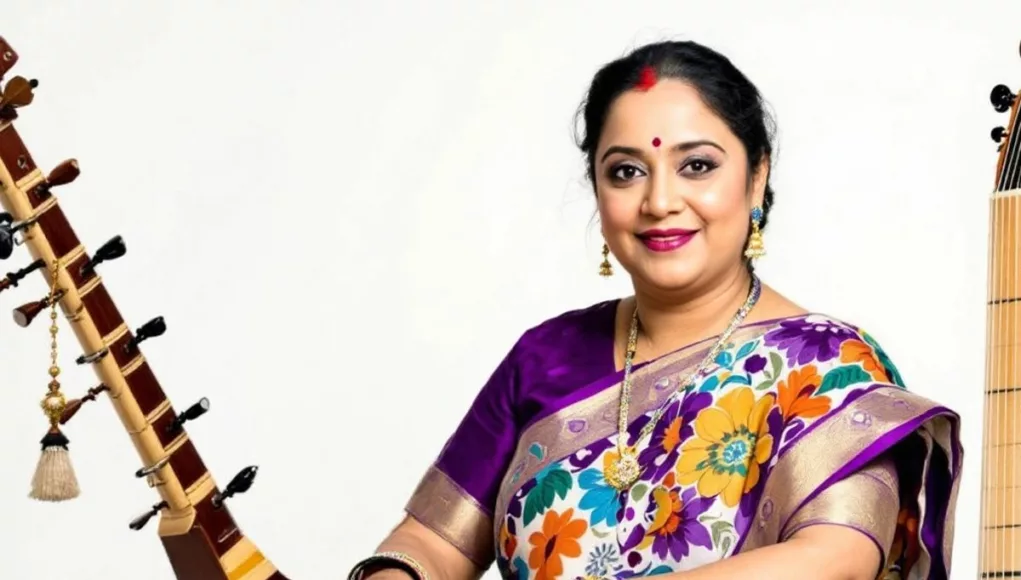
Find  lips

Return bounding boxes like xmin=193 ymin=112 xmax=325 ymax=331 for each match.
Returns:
xmin=636 ymin=228 xmax=698 ymax=252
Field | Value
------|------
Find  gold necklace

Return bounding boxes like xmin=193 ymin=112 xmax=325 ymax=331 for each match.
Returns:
xmin=605 ymin=276 xmax=763 ymax=491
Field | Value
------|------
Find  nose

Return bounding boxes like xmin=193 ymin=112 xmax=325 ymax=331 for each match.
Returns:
xmin=642 ymin=167 xmax=685 ymax=218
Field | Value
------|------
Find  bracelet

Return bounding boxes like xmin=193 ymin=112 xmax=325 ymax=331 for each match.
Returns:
xmin=347 ymin=551 xmax=430 ymax=580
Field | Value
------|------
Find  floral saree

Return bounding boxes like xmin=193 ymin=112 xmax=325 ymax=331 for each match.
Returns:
xmin=405 ymin=301 xmax=962 ymax=579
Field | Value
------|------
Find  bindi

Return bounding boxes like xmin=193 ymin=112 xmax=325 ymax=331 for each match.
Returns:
xmin=652 ymin=137 xmax=661 ymax=148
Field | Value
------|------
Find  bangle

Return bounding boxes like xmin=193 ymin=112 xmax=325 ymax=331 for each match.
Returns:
xmin=347 ymin=551 xmax=429 ymax=580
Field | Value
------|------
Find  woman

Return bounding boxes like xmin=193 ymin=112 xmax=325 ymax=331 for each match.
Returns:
xmin=348 ymin=40 xmax=962 ymax=580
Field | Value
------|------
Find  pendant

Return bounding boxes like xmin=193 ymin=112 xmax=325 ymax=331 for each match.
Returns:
xmin=607 ymin=449 xmax=641 ymax=491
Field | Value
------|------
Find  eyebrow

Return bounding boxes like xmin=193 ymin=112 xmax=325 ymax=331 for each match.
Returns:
xmin=599 ymin=139 xmax=726 ymax=163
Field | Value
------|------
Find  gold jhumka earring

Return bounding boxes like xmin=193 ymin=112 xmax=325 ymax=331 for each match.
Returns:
xmin=744 ymin=206 xmax=766 ymax=260
xmin=599 ymin=243 xmax=613 ymax=277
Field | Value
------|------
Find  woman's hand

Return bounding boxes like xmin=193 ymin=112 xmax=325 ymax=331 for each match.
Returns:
xmin=358 ymin=516 xmax=483 ymax=580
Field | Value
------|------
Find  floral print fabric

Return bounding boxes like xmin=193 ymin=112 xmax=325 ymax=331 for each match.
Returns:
xmin=495 ymin=314 xmax=906 ymax=579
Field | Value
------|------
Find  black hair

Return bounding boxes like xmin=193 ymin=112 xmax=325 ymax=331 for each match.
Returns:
xmin=574 ymin=40 xmax=777 ymax=269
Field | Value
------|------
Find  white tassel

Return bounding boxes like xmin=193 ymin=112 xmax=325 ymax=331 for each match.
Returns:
xmin=29 ymin=428 xmax=80 ymax=502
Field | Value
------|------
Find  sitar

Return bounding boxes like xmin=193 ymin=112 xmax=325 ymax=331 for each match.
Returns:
xmin=0 ymin=36 xmax=288 ymax=580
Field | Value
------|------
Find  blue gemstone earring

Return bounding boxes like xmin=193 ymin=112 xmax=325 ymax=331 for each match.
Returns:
xmin=744 ymin=206 xmax=765 ymax=259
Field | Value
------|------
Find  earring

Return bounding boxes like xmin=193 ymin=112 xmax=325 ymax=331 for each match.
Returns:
xmin=599 ymin=243 xmax=614 ymax=277
xmin=744 ymin=206 xmax=766 ymax=260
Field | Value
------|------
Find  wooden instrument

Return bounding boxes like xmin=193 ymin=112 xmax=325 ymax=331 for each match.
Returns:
xmin=0 ymin=36 xmax=288 ymax=580
xmin=982 ymin=42 xmax=1021 ymax=578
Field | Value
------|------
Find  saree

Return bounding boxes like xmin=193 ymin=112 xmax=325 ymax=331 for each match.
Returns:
xmin=405 ymin=301 xmax=962 ymax=579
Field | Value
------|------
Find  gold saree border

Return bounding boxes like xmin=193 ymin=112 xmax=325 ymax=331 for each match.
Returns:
xmin=737 ymin=387 xmax=960 ymax=578
xmin=405 ymin=465 xmax=493 ymax=568
xmin=780 ymin=456 xmax=901 ymax=567
xmin=491 ymin=323 xmax=777 ymax=541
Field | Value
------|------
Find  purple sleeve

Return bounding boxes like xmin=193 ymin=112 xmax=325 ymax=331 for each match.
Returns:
xmin=435 ymin=341 xmax=521 ymax=511
xmin=404 ymin=339 xmax=522 ymax=568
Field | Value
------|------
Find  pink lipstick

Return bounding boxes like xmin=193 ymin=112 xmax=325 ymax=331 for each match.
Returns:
xmin=636 ymin=228 xmax=698 ymax=252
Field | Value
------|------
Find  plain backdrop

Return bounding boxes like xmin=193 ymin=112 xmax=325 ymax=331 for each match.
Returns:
xmin=0 ymin=1 xmax=1012 ymax=578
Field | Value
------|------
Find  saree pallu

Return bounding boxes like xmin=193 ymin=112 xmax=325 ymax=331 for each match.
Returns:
xmin=405 ymin=305 xmax=962 ymax=580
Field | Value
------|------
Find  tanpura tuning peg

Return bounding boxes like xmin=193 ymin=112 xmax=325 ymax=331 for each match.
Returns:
xmin=128 ymin=500 xmax=168 ymax=531
xmin=0 ymin=258 xmax=43 ymax=293
xmin=212 ymin=465 xmax=258 ymax=508
xmin=125 ymin=316 xmax=166 ymax=352
xmin=992 ymin=126 xmax=1009 ymax=142
xmin=13 ymin=290 xmax=64 ymax=327
xmin=0 ymin=75 xmax=37 ymax=120
xmin=80 ymin=235 xmax=126 ymax=277
xmin=991 ymin=84 xmax=1016 ymax=113
xmin=167 ymin=397 xmax=210 ymax=435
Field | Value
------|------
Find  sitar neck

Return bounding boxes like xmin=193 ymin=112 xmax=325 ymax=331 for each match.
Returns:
xmin=0 ymin=37 xmax=286 ymax=580
xmin=981 ymin=79 xmax=1021 ymax=577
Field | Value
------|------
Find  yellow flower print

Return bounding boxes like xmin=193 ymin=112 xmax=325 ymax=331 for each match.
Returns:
xmin=675 ymin=387 xmax=775 ymax=507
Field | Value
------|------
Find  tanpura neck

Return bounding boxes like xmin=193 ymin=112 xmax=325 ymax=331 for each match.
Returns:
xmin=631 ymin=270 xmax=753 ymax=357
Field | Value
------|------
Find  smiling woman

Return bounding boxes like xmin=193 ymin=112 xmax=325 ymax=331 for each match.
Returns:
xmin=347 ymin=40 xmax=962 ymax=580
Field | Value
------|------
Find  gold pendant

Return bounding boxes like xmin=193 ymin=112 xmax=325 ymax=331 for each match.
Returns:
xmin=607 ymin=449 xmax=641 ymax=491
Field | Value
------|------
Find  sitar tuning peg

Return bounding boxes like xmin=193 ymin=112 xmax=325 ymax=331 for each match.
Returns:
xmin=125 ymin=316 xmax=166 ymax=352
xmin=80 ymin=235 xmax=126 ymax=277
xmin=991 ymin=84 xmax=1016 ymax=113
xmin=13 ymin=289 xmax=64 ymax=327
xmin=992 ymin=126 xmax=1009 ymax=143
xmin=212 ymin=465 xmax=258 ymax=509
xmin=47 ymin=159 xmax=79 ymax=186
xmin=128 ymin=500 xmax=168 ymax=531
xmin=32 ymin=159 xmax=80 ymax=201
xmin=0 ymin=258 xmax=42 ymax=293
xmin=0 ymin=75 xmax=37 ymax=121
xmin=59 ymin=384 xmax=109 ymax=425
xmin=167 ymin=397 xmax=210 ymax=435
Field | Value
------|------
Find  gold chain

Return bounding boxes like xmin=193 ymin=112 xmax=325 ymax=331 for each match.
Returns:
xmin=41 ymin=261 xmax=66 ymax=428
xmin=608 ymin=276 xmax=762 ymax=490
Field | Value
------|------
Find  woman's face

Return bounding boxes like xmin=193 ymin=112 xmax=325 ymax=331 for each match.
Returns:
xmin=595 ymin=79 xmax=767 ymax=294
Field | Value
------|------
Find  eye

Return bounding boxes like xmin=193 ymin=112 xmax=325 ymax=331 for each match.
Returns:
xmin=608 ymin=163 xmax=646 ymax=183
xmin=681 ymin=157 xmax=718 ymax=177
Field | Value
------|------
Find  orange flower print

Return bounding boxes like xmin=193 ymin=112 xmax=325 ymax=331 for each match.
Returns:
xmin=840 ymin=340 xmax=889 ymax=382
xmin=527 ymin=508 xmax=588 ymax=580
xmin=777 ymin=365 xmax=831 ymax=421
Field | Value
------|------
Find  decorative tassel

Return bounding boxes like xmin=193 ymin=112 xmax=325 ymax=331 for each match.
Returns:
xmin=30 ymin=427 xmax=79 ymax=501
xmin=599 ymin=243 xmax=613 ymax=277
xmin=29 ymin=260 xmax=79 ymax=502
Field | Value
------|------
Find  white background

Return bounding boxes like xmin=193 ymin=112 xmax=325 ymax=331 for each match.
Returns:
xmin=0 ymin=1 xmax=1011 ymax=578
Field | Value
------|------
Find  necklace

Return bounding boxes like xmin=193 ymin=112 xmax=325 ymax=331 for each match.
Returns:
xmin=605 ymin=275 xmax=763 ymax=491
